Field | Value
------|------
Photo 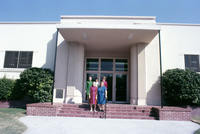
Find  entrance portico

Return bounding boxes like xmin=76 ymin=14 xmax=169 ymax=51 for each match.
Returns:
xmin=53 ymin=16 xmax=161 ymax=106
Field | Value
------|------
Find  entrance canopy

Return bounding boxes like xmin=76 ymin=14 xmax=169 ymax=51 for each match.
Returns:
xmin=57 ymin=16 xmax=160 ymax=53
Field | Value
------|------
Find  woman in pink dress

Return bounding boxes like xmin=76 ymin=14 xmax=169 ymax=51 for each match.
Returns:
xmin=102 ymin=76 xmax=108 ymax=88
xmin=89 ymin=82 xmax=98 ymax=112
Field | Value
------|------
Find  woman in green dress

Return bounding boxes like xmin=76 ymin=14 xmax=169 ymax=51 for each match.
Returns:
xmin=86 ymin=76 xmax=93 ymax=101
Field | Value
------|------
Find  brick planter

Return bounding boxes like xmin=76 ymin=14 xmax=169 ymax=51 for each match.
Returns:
xmin=159 ymin=106 xmax=192 ymax=121
xmin=26 ymin=103 xmax=60 ymax=116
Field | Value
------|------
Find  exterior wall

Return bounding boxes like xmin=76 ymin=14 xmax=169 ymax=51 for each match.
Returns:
xmin=1 ymin=17 xmax=200 ymax=107
xmin=53 ymin=33 xmax=68 ymax=103
xmin=145 ymin=34 xmax=161 ymax=105
xmin=53 ymin=38 xmax=85 ymax=104
xmin=130 ymin=35 xmax=161 ymax=106
xmin=0 ymin=23 xmax=57 ymax=79
xmin=160 ymin=25 xmax=200 ymax=73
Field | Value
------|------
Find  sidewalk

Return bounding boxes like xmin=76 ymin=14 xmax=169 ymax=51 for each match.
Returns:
xmin=20 ymin=116 xmax=200 ymax=134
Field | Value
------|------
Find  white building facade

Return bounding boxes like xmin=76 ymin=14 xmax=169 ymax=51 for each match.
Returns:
xmin=0 ymin=16 xmax=200 ymax=106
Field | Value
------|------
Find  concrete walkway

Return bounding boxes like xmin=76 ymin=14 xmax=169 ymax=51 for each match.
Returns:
xmin=20 ymin=116 xmax=200 ymax=134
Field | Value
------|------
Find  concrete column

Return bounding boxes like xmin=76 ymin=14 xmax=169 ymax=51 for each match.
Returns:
xmin=130 ymin=44 xmax=147 ymax=105
xmin=137 ymin=44 xmax=147 ymax=105
xmin=130 ymin=45 xmax=138 ymax=105
xmin=65 ymin=42 xmax=84 ymax=104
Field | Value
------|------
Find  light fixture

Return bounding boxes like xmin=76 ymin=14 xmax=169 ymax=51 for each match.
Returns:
xmin=128 ymin=33 xmax=134 ymax=40
xmin=82 ymin=33 xmax=87 ymax=40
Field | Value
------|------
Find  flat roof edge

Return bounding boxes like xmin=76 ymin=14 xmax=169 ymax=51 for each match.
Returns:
xmin=57 ymin=26 xmax=160 ymax=31
xmin=0 ymin=21 xmax=59 ymax=24
xmin=158 ymin=23 xmax=200 ymax=26
xmin=60 ymin=15 xmax=156 ymax=20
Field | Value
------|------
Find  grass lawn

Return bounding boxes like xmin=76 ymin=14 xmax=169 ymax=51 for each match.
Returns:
xmin=192 ymin=116 xmax=200 ymax=134
xmin=0 ymin=108 xmax=27 ymax=134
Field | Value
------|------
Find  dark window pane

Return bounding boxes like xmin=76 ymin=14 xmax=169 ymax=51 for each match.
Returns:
xmin=115 ymin=59 xmax=128 ymax=71
xmin=56 ymin=89 xmax=63 ymax=98
xmin=101 ymin=59 xmax=113 ymax=71
xmin=4 ymin=51 xmax=19 ymax=68
xmin=116 ymin=74 xmax=127 ymax=101
xmin=86 ymin=59 xmax=98 ymax=71
xmin=18 ymin=51 xmax=33 ymax=68
xmin=184 ymin=55 xmax=200 ymax=72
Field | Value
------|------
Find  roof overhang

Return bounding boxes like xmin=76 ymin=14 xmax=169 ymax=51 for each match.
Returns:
xmin=57 ymin=16 xmax=160 ymax=53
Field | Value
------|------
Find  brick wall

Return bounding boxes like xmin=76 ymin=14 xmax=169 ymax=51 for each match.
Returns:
xmin=26 ymin=103 xmax=193 ymax=121
xmin=159 ymin=107 xmax=191 ymax=121
xmin=26 ymin=103 xmax=59 ymax=116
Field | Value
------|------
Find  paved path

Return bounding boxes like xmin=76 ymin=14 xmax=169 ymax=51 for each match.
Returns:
xmin=20 ymin=116 xmax=200 ymax=134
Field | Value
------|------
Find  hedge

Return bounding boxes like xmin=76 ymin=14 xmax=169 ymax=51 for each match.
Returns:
xmin=0 ymin=77 xmax=15 ymax=100
xmin=0 ymin=68 xmax=54 ymax=102
xmin=163 ymin=68 xmax=200 ymax=106
xmin=15 ymin=67 xmax=54 ymax=102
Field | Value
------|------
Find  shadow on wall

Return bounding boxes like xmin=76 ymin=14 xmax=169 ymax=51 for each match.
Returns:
xmin=53 ymin=40 xmax=83 ymax=104
xmin=42 ymin=32 xmax=57 ymax=71
xmin=54 ymin=40 xmax=68 ymax=89
xmin=146 ymin=77 xmax=161 ymax=106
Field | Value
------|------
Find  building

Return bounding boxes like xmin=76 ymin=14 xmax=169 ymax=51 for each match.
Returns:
xmin=0 ymin=16 xmax=200 ymax=106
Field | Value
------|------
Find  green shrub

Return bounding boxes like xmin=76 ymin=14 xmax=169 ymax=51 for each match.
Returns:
xmin=10 ymin=79 xmax=27 ymax=100
xmin=16 ymin=67 xmax=54 ymax=102
xmin=163 ymin=68 xmax=200 ymax=106
xmin=0 ymin=77 xmax=15 ymax=100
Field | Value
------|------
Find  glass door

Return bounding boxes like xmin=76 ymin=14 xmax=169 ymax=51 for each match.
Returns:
xmin=85 ymin=58 xmax=128 ymax=103
xmin=115 ymin=74 xmax=127 ymax=102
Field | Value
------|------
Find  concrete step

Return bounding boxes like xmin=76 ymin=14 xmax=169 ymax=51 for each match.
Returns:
xmin=58 ymin=103 xmax=158 ymax=120
xmin=59 ymin=109 xmax=150 ymax=115
xmin=57 ymin=113 xmax=155 ymax=120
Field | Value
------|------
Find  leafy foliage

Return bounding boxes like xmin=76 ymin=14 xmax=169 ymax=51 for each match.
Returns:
xmin=0 ymin=77 xmax=15 ymax=100
xmin=163 ymin=68 xmax=200 ymax=106
xmin=16 ymin=67 xmax=54 ymax=102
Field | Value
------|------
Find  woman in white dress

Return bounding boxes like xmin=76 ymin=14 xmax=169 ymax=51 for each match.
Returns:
xmin=94 ymin=78 xmax=99 ymax=88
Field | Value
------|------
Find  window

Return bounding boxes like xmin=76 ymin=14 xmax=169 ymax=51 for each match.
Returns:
xmin=184 ymin=55 xmax=200 ymax=72
xmin=86 ymin=59 xmax=99 ymax=71
xmin=4 ymin=51 xmax=33 ymax=68
xmin=101 ymin=59 xmax=113 ymax=71
xmin=115 ymin=59 xmax=128 ymax=71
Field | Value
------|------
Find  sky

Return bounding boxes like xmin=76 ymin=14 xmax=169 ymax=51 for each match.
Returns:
xmin=0 ymin=0 xmax=200 ymax=23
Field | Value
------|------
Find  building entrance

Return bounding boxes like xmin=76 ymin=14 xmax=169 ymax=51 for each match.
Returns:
xmin=85 ymin=58 xmax=129 ymax=103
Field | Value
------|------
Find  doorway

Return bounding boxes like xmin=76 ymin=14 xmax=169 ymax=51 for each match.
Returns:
xmin=85 ymin=58 xmax=129 ymax=103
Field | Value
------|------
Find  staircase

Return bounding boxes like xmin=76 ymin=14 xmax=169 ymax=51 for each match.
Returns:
xmin=57 ymin=103 xmax=159 ymax=120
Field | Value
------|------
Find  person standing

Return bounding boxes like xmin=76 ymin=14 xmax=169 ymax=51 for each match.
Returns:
xmin=86 ymin=76 xmax=92 ymax=101
xmin=89 ymin=82 xmax=98 ymax=112
xmin=98 ymin=81 xmax=107 ymax=111
xmin=94 ymin=78 xmax=99 ymax=88
xmin=102 ymin=76 xmax=108 ymax=88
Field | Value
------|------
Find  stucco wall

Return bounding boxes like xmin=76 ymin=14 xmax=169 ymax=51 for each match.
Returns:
xmin=53 ymin=33 xmax=68 ymax=103
xmin=145 ymin=34 xmax=161 ymax=105
xmin=0 ymin=23 xmax=57 ymax=79
xmin=160 ymin=25 xmax=200 ymax=73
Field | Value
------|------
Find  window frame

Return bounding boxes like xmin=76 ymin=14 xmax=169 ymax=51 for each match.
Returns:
xmin=184 ymin=54 xmax=200 ymax=72
xmin=4 ymin=51 xmax=33 ymax=69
